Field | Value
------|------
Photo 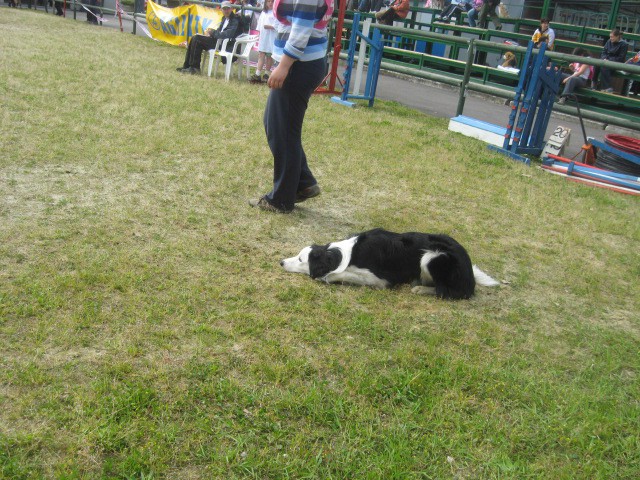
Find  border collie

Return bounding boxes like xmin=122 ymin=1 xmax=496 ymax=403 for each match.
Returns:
xmin=281 ymin=228 xmax=499 ymax=299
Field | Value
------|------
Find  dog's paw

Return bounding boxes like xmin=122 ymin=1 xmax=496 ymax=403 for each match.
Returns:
xmin=411 ymin=285 xmax=436 ymax=295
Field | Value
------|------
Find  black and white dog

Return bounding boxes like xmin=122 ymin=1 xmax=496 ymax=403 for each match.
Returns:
xmin=281 ymin=228 xmax=499 ymax=299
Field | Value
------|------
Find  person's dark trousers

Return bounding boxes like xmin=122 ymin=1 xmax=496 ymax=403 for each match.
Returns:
xmin=182 ymin=34 xmax=217 ymax=70
xmin=86 ymin=0 xmax=100 ymax=23
xmin=54 ymin=1 xmax=64 ymax=15
xmin=560 ymin=73 xmax=588 ymax=97
xmin=357 ymin=0 xmax=370 ymax=11
xmin=371 ymin=0 xmax=385 ymax=12
xmin=599 ymin=67 xmax=613 ymax=90
xmin=263 ymin=58 xmax=325 ymax=211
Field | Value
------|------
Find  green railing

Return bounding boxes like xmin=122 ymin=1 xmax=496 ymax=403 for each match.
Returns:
xmin=337 ymin=19 xmax=640 ymax=130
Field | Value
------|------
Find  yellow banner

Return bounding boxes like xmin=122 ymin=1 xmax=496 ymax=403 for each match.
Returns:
xmin=146 ymin=1 xmax=223 ymax=46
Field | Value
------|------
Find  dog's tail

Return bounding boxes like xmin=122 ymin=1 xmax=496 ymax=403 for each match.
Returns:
xmin=472 ymin=265 xmax=500 ymax=287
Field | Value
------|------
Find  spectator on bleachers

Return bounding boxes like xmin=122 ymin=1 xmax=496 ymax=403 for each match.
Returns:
xmin=375 ymin=0 xmax=410 ymax=25
xmin=624 ymin=50 xmax=640 ymax=96
xmin=500 ymin=51 xmax=516 ymax=68
xmin=532 ymin=18 xmax=555 ymax=50
xmin=466 ymin=0 xmax=483 ymax=27
xmin=478 ymin=0 xmax=501 ymax=30
xmin=437 ymin=1 xmax=471 ymax=24
xmin=557 ymin=48 xmax=593 ymax=104
xmin=598 ymin=29 xmax=629 ymax=93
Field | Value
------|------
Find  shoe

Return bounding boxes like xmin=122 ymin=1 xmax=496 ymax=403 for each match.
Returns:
xmin=250 ymin=73 xmax=262 ymax=83
xmin=177 ymin=67 xmax=187 ymax=72
xmin=603 ymin=88 xmax=614 ymax=93
xmin=249 ymin=196 xmax=293 ymax=213
xmin=179 ymin=67 xmax=200 ymax=75
xmin=557 ymin=97 xmax=567 ymax=105
xmin=262 ymin=74 xmax=270 ymax=83
xmin=295 ymin=184 xmax=321 ymax=203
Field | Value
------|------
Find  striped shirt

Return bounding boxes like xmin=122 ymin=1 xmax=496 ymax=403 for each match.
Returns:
xmin=273 ymin=0 xmax=332 ymax=62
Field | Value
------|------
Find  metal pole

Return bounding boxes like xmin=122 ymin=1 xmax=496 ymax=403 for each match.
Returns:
xmin=608 ymin=0 xmax=621 ymax=30
xmin=456 ymin=38 xmax=474 ymax=117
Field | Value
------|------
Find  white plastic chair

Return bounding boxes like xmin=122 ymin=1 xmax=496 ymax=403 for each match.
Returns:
xmin=206 ymin=38 xmax=229 ymax=77
xmin=212 ymin=34 xmax=260 ymax=81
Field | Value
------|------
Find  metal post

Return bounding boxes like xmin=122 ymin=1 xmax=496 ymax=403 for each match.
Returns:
xmin=456 ymin=39 xmax=474 ymax=117
xmin=608 ymin=0 xmax=621 ymax=30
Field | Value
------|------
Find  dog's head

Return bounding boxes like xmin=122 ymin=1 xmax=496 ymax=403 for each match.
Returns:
xmin=281 ymin=245 xmax=343 ymax=279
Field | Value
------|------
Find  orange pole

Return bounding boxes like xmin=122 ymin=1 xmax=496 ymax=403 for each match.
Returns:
xmin=315 ymin=0 xmax=346 ymax=94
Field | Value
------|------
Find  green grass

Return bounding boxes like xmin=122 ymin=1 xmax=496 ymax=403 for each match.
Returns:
xmin=1 ymin=9 xmax=640 ymax=479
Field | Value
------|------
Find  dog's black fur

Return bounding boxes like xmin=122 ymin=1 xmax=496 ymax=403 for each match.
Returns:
xmin=282 ymin=228 xmax=498 ymax=300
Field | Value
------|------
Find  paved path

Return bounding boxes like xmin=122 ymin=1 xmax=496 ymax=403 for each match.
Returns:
xmin=374 ymin=73 xmax=621 ymax=159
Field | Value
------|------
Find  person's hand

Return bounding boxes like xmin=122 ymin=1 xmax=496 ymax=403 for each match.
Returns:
xmin=268 ymin=56 xmax=295 ymax=89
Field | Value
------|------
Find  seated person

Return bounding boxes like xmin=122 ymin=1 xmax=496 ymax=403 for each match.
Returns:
xmin=438 ymin=1 xmax=471 ymax=23
xmin=375 ymin=0 xmax=410 ymax=26
xmin=466 ymin=0 xmax=483 ymax=27
xmin=532 ymin=18 xmax=555 ymax=50
xmin=177 ymin=1 xmax=241 ymax=74
xmin=624 ymin=50 xmax=640 ymax=96
xmin=598 ymin=29 xmax=629 ymax=93
xmin=500 ymin=51 xmax=516 ymax=68
xmin=557 ymin=48 xmax=593 ymax=104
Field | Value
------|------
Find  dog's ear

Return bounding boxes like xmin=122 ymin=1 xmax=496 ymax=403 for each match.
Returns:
xmin=309 ymin=247 xmax=343 ymax=279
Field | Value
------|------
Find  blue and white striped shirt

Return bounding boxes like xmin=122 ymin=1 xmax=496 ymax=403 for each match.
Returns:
xmin=273 ymin=0 xmax=331 ymax=62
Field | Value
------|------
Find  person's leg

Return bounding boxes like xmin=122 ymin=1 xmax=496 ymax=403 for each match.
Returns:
xmin=599 ymin=67 xmax=612 ymax=90
xmin=263 ymin=58 xmax=325 ymax=211
xmin=188 ymin=35 xmax=216 ymax=70
xmin=467 ymin=8 xmax=477 ymax=27
xmin=182 ymin=38 xmax=196 ymax=69
xmin=491 ymin=7 xmax=502 ymax=29
xmin=478 ymin=4 xmax=489 ymax=28
xmin=559 ymin=76 xmax=587 ymax=101
xmin=377 ymin=9 xmax=398 ymax=25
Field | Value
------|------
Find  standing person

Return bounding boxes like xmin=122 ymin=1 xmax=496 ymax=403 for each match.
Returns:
xmin=478 ymin=0 xmax=501 ymax=30
xmin=54 ymin=0 xmax=64 ymax=15
xmin=86 ymin=0 xmax=102 ymax=24
xmin=557 ymin=48 xmax=593 ymax=104
xmin=532 ymin=18 xmax=555 ymax=50
xmin=598 ymin=29 xmax=629 ymax=93
xmin=375 ymin=0 xmax=410 ymax=26
xmin=251 ymin=0 xmax=276 ymax=83
xmin=249 ymin=0 xmax=334 ymax=213
xmin=176 ymin=1 xmax=240 ymax=74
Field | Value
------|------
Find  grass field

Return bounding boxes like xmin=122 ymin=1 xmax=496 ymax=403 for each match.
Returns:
xmin=1 ymin=9 xmax=639 ymax=479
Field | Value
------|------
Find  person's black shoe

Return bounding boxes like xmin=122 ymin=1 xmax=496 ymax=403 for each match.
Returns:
xmin=249 ymin=196 xmax=293 ymax=214
xmin=295 ymin=184 xmax=321 ymax=203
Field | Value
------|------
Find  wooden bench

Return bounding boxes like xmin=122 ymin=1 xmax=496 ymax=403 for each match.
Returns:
xmin=574 ymin=87 xmax=640 ymax=110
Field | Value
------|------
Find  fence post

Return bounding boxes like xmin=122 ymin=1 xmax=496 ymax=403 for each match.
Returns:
xmin=456 ymin=38 xmax=474 ymax=117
